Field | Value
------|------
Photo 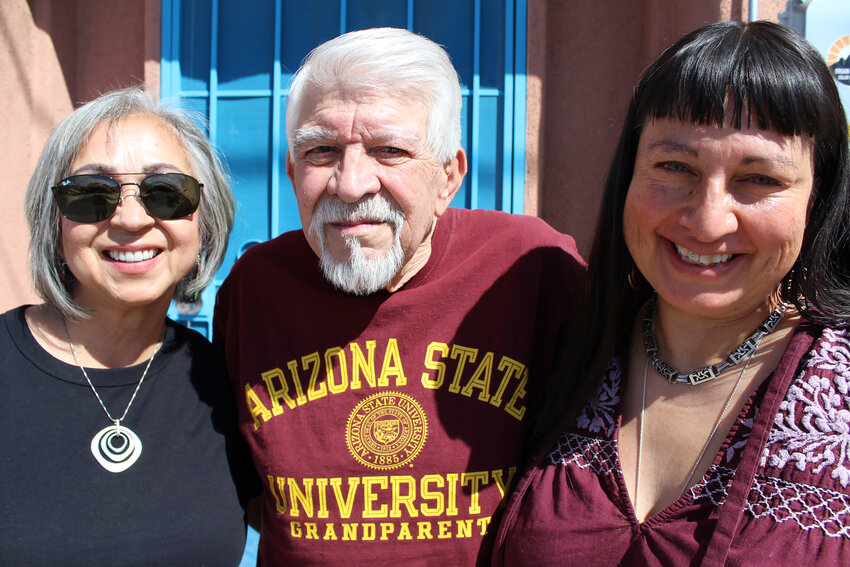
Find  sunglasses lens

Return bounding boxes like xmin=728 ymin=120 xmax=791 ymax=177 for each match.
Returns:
xmin=139 ymin=173 xmax=201 ymax=220
xmin=52 ymin=173 xmax=202 ymax=223
xmin=52 ymin=175 xmax=119 ymax=223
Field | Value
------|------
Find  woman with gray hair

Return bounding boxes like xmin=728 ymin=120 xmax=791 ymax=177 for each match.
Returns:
xmin=0 ymin=86 xmax=256 ymax=564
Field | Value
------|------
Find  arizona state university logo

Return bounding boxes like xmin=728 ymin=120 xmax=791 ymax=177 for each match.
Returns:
xmin=346 ymin=391 xmax=428 ymax=470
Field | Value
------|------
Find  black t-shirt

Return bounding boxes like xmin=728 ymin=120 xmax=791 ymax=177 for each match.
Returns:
xmin=0 ymin=306 xmax=257 ymax=566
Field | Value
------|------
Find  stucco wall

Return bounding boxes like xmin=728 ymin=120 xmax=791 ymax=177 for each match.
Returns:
xmin=527 ymin=0 xmax=786 ymax=253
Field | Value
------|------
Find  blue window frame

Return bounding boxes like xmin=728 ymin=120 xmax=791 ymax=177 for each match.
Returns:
xmin=162 ymin=0 xmax=528 ymax=336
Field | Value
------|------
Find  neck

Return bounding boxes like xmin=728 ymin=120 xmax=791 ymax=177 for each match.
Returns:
xmin=652 ymin=298 xmax=779 ymax=373
xmin=27 ymin=304 xmax=166 ymax=369
xmin=385 ymin=219 xmax=437 ymax=293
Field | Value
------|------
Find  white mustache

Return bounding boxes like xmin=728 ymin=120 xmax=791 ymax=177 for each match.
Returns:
xmin=310 ymin=194 xmax=404 ymax=240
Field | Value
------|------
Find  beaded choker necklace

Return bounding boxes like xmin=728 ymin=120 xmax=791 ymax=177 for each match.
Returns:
xmin=642 ymin=296 xmax=784 ymax=385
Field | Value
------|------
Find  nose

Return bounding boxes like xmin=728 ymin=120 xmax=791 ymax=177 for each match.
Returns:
xmin=680 ymin=176 xmax=738 ymax=242
xmin=327 ymin=149 xmax=381 ymax=203
xmin=109 ymin=184 xmax=155 ymax=230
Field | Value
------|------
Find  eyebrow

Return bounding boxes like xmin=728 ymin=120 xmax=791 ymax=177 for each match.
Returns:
xmin=645 ymin=140 xmax=699 ymax=157
xmin=645 ymin=140 xmax=800 ymax=170
xmin=291 ymin=127 xmax=422 ymax=149
xmin=369 ymin=129 xmax=421 ymax=147
xmin=291 ymin=127 xmax=337 ymax=148
xmin=70 ymin=163 xmax=184 ymax=175
xmin=740 ymin=154 xmax=799 ymax=170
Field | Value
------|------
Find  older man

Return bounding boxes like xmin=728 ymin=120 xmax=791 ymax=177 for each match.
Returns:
xmin=214 ymin=28 xmax=583 ymax=565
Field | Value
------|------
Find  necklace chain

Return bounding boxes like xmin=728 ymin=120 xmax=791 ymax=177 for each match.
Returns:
xmin=634 ymin=297 xmax=783 ymax=518
xmin=642 ymin=295 xmax=784 ymax=385
xmin=62 ymin=317 xmax=161 ymax=428
xmin=636 ymin=350 xmax=755 ymax=517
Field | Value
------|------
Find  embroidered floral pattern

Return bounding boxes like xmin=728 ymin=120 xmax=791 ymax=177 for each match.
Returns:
xmin=762 ymin=328 xmax=850 ymax=487
xmin=809 ymin=328 xmax=850 ymax=376
xmin=688 ymin=414 xmax=756 ymax=506
xmin=574 ymin=357 xmax=621 ymax=438
xmin=725 ymin=414 xmax=755 ymax=464
xmin=551 ymin=359 xmax=621 ymax=476
xmin=550 ymin=327 xmax=850 ymax=543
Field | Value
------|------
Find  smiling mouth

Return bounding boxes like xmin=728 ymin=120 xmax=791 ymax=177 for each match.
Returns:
xmin=675 ymin=244 xmax=734 ymax=267
xmin=331 ymin=216 xmax=387 ymax=227
xmin=105 ymin=249 xmax=160 ymax=263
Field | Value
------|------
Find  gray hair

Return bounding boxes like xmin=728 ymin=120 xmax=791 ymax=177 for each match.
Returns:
xmin=285 ymin=27 xmax=463 ymax=164
xmin=25 ymin=85 xmax=235 ymax=319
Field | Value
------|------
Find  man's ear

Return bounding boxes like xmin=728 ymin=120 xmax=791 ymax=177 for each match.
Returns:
xmin=285 ymin=151 xmax=295 ymax=186
xmin=435 ymin=148 xmax=467 ymax=217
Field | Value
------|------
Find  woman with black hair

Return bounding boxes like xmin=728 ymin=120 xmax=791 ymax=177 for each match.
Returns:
xmin=493 ymin=21 xmax=850 ymax=566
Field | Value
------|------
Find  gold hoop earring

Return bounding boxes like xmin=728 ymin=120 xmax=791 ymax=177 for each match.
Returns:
xmin=628 ymin=263 xmax=642 ymax=290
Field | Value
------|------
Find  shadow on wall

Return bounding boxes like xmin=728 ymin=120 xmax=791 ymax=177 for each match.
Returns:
xmin=29 ymin=0 xmax=149 ymax=105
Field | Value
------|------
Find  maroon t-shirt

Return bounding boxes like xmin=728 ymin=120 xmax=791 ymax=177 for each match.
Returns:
xmin=214 ymin=207 xmax=584 ymax=565
xmin=493 ymin=323 xmax=850 ymax=566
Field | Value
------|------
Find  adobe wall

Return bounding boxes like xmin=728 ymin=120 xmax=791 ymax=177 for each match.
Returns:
xmin=0 ymin=0 xmax=158 ymax=313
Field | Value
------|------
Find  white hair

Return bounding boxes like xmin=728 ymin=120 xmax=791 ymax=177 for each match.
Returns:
xmin=286 ymin=27 xmax=463 ymax=164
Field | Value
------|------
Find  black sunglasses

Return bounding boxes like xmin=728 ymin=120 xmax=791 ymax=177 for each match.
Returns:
xmin=51 ymin=173 xmax=203 ymax=223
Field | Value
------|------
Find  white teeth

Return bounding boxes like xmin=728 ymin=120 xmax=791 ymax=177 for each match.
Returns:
xmin=107 ymin=249 xmax=158 ymax=262
xmin=675 ymin=245 xmax=732 ymax=266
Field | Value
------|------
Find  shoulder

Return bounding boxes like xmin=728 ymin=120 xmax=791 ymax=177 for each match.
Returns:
xmin=165 ymin=318 xmax=222 ymax=360
xmin=798 ymin=324 xmax=849 ymax=379
xmin=0 ymin=305 xmax=27 ymax=324
xmin=0 ymin=305 xmax=31 ymax=345
xmin=446 ymin=207 xmax=571 ymax=239
xmin=762 ymin=323 xmax=850 ymax=486
xmin=216 ymin=229 xmax=320 ymax=302
xmin=441 ymin=207 xmax=582 ymax=258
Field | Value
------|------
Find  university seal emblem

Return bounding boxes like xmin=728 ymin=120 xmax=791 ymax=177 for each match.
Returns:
xmin=346 ymin=391 xmax=428 ymax=470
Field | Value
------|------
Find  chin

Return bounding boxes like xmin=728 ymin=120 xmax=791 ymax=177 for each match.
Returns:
xmin=658 ymin=290 xmax=769 ymax=319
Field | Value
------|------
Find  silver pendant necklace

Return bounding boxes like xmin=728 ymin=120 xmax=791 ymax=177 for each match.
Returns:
xmin=62 ymin=318 xmax=161 ymax=473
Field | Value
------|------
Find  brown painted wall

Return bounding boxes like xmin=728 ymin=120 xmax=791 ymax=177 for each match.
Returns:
xmin=528 ymin=0 xmax=785 ymax=254
xmin=0 ymin=0 xmax=159 ymax=313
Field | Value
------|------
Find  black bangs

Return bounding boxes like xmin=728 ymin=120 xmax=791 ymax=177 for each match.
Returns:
xmin=634 ymin=21 xmax=834 ymax=140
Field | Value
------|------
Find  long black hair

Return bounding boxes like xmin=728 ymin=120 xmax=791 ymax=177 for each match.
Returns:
xmin=530 ymin=20 xmax=850 ymax=455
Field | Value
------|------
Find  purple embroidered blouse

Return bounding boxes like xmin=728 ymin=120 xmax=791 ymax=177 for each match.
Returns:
xmin=493 ymin=323 xmax=850 ymax=566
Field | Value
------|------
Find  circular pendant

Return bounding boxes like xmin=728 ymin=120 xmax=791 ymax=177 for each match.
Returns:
xmin=91 ymin=424 xmax=142 ymax=473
